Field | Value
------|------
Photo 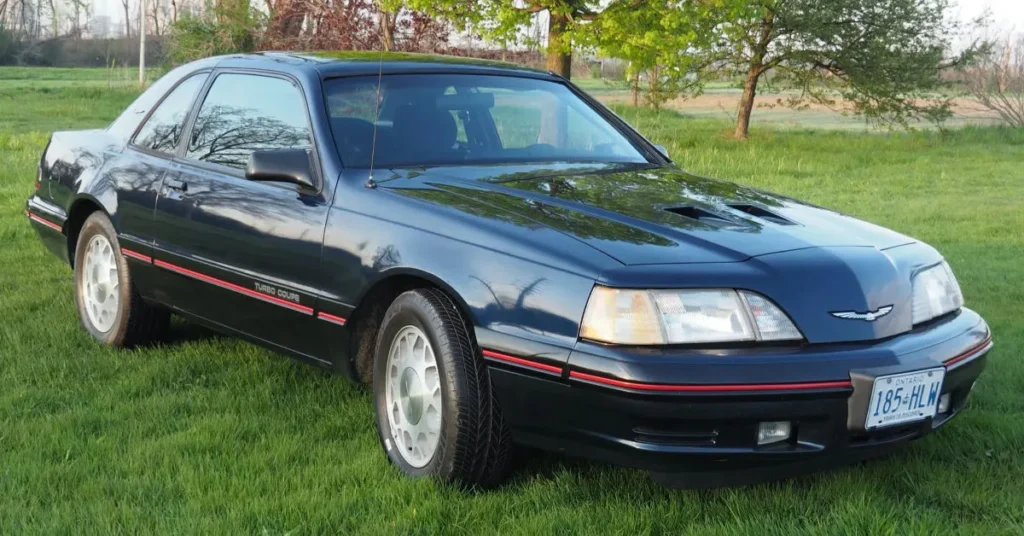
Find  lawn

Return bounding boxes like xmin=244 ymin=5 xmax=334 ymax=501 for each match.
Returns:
xmin=1 ymin=66 xmax=1023 ymax=534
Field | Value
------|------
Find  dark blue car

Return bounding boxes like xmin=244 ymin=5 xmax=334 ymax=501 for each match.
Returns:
xmin=25 ymin=52 xmax=991 ymax=488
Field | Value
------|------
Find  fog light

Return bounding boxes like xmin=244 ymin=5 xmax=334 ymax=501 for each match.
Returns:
xmin=938 ymin=393 xmax=951 ymax=414
xmin=757 ymin=421 xmax=792 ymax=445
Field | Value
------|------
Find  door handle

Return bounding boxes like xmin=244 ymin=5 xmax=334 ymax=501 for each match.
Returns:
xmin=165 ymin=178 xmax=188 ymax=192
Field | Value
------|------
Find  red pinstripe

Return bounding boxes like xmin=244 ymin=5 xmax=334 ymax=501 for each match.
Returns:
xmin=943 ymin=336 xmax=992 ymax=368
xmin=26 ymin=211 xmax=63 ymax=232
xmin=317 ymin=312 xmax=348 ymax=326
xmin=568 ymin=370 xmax=853 ymax=393
xmin=152 ymin=259 xmax=314 ymax=315
xmin=481 ymin=349 xmax=562 ymax=375
xmin=120 ymin=248 xmax=153 ymax=263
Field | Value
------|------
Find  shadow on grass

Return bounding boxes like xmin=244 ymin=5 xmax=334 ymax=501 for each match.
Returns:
xmin=161 ymin=316 xmax=222 ymax=347
xmin=501 ymin=441 xmax=912 ymax=497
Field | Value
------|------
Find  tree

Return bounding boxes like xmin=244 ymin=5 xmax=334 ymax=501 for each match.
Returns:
xmin=964 ymin=34 xmax=1023 ymax=128
xmin=663 ymin=0 xmax=982 ymax=138
xmin=45 ymin=0 xmax=56 ymax=37
xmin=408 ymin=0 xmax=654 ymax=80
xmin=149 ymin=0 xmax=168 ymax=34
xmin=265 ymin=0 xmax=304 ymax=44
xmin=67 ymin=0 xmax=90 ymax=37
xmin=120 ymin=0 xmax=132 ymax=38
xmin=591 ymin=0 xmax=713 ymax=109
xmin=377 ymin=0 xmax=400 ymax=51
xmin=169 ymin=4 xmax=259 ymax=64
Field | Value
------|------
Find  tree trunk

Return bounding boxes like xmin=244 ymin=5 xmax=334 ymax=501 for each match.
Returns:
xmin=49 ymin=0 xmax=57 ymax=37
xmin=734 ymin=7 xmax=775 ymax=139
xmin=999 ymin=37 xmax=1011 ymax=93
xmin=150 ymin=0 xmax=160 ymax=35
xmin=122 ymin=0 xmax=131 ymax=38
xmin=379 ymin=10 xmax=393 ymax=51
xmin=546 ymin=13 xmax=571 ymax=79
xmin=270 ymin=0 xmax=303 ymax=40
xmin=647 ymin=65 xmax=660 ymax=109
xmin=630 ymin=69 xmax=639 ymax=106
xmin=734 ymin=65 xmax=760 ymax=139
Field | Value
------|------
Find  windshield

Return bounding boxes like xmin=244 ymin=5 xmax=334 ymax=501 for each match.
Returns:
xmin=324 ymin=74 xmax=648 ymax=168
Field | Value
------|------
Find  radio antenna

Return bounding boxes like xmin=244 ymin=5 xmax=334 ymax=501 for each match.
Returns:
xmin=365 ymin=33 xmax=386 ymax=189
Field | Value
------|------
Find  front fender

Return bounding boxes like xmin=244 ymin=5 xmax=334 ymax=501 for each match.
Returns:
xmin=321 ymin=179 xmax=614 ymax=362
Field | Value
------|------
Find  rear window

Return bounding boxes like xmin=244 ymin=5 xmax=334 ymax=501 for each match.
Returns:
xmin=324 ymin=74 xmax=647 ymax=168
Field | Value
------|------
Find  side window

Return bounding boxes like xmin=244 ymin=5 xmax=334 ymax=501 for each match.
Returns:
xmin=565 ymin=106 xmax=614 ymax=151
xmin=133 ymin=73 xmax=208 ymax=154
xmin=487 ymin=89 xmax=542 ymax=148
xmin=186 ymin=73 xmax=312 ymax=170
xmin=487 ymin=90 xmax=632 ymax=156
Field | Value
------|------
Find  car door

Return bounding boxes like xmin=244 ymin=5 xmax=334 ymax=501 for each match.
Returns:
xmin=103 ymin=71 xmax=209 ymax=295
xmin=148 ymin=71 xmax=333 ymax=362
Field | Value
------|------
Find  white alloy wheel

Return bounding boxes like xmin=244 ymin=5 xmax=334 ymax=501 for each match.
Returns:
xmin=372 ymin=288 xmax=514 ymax=487
xmin=385 ymin=325 xmax=443 ymax=468
xmin=81 ymin=234 xmax=120 ymax=332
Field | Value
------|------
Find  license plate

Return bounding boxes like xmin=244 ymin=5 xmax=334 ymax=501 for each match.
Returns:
xmin=865 ymin=368 xmax=945 ymax=429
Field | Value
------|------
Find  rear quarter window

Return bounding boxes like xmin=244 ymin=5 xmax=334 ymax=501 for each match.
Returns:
xmin=133 ymin=74 xmax=209 ymax=154
xmin=107 ymin=65 xmax=199 ymax=141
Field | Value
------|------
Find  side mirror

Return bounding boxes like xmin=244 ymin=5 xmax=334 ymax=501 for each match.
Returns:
xmin=245 ymin=149 xmax=316 ymax=190
xmin=653 ymin=144 xmax=671 ymax=160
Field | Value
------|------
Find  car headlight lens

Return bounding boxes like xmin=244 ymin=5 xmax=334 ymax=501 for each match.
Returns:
xmin=580 ymin=286 xmax=803 ymax=345
xmin=911 ymin=261 xmax=963 ymax=324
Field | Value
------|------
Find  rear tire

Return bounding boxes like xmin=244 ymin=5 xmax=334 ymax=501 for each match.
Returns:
xmin=73 ymin=212 xmax=169 ymax=347
xmin=372 ymin=288 xmax=513 ymax=488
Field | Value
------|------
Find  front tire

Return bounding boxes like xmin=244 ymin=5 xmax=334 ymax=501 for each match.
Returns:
xmin=372 ymin=288 xmax=513 ymax=488
xmin=73 ymin=212 xmax=169 ymax=347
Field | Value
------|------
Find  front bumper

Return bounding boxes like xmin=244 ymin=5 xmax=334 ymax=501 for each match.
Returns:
xmin=484 ymin=308 xmax=990 ymax=485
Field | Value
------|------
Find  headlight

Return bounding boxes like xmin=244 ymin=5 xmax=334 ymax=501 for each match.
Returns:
xmin=580 ymin=286 xmax=803 ymax=345
xmin=912 ymin=261 xmax=963 ymax=324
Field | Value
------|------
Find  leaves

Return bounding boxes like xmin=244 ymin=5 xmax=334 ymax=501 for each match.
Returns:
xmin=592 ymin=0 xmax=980 ymax=134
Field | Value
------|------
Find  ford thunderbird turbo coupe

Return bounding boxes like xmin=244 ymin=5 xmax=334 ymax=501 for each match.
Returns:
xmin=26 ymin=52 xmax=992 ymax=488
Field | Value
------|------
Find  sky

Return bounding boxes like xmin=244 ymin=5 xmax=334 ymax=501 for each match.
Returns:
xmin=91 ymin=0 xmax=1023 ymax=34
xmin=955 ymin=0 xmax=1024 ymax=32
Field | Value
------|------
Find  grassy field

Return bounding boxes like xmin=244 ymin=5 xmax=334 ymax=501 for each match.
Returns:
xmin=573 ymin=78 xmax=1001 ymax=130
xmin=2 ymin=66 xmax=1023 ymax=534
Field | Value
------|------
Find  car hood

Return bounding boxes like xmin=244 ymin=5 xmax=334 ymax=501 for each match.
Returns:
xmin=382 ymin=163 xmax=916 ymax=265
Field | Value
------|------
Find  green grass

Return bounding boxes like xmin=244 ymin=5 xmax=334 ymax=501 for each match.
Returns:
xmin=0 ymin=66 xmax=162 ymax=87
xmin=2 ymin=67 xmax=1023 ymax=534
xmin=0 ymin=66 xmax=160 ymax=133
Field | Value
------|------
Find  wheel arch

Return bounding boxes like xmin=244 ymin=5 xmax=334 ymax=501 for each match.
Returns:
xmin=345 ymin=268 xmax=478 ymax=384
xmin=65 ymin=196 xmax=110 ymax=268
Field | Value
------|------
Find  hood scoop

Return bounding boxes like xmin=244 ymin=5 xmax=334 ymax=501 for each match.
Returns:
xmin=727 ymin=204 xmax=798 ymax=226
xmin=663 ymin=206 xmax=741 ymax=227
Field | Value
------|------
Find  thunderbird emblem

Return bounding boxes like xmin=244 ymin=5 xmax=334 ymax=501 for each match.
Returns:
xmin=830 ymin=305 xmax=894 ymax=322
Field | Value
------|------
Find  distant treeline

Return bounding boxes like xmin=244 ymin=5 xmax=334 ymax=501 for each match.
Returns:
xmin=0 ymin=34 xmax=169 ymax=67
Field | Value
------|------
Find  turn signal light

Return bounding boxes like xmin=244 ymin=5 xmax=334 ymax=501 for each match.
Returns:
xmin=938 ymin=393 xmax=952 ymax=414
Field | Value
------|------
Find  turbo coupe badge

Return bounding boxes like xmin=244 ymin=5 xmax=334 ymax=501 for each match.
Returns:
xmin=830 ymin=305 xmax=894 ymax=322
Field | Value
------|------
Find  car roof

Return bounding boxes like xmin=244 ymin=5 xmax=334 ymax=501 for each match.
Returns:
xmin=210 ymin=51 xmax=557 ymax=80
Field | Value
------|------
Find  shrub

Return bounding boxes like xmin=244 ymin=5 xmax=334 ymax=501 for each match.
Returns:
xmin=169 ymin=10 xmax=263 ymax=65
